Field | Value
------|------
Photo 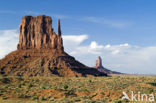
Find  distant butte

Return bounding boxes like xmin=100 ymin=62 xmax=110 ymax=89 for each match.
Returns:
xmin=94 ymin=56 xmax=122 ymax=75
xmin=0 ymin=15 xmax=107 ymax=77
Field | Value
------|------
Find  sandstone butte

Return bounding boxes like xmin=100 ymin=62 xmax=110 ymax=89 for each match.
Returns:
xmin=94 ymin=56 xmax=121 ymax=75
xmin=0 ymin=15 xmax=107 ymax=77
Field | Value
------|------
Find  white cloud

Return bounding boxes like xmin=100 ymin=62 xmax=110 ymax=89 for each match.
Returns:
xmin=90 ymin=41 xmax=104 ymax=49
xmin=0 ymin=30 xmax=156 ymax=74
xmin=62 ymin=35 xmax=88 ymax=53
xmin=0 ymin=30 xmax=18 ymax=58
xmin=63 ymin=35 xmax=88 ymax=45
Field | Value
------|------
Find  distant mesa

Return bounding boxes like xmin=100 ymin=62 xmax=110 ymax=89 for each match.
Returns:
xmin=0 ymin=15 xmax=107 ymax=77
xmin=94 ymin=56 xmax=122 ymax=75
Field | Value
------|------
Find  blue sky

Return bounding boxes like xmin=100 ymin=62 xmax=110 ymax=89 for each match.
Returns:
xmin=1 ymin=0 xmax=156 ymax=46
xmin=0 ymin=0 xmax=156 ymax=74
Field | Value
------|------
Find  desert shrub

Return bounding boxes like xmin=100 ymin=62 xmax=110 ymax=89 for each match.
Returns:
xmin=89 ymin=93 xmax=97 ymax=98
xmin=2 ymin=96 xmax=7 ymax=100
xmin=42 ymin=86 xmax=46 ymax=89
xmin=49 ymin=99 xmax=54 ymax=101
xmin=64 ymin=84 xmax=68 ymax=90
xmin=1 ymin=76 xmax=10 ymax=84
xmin=79 ymin=88 xmax=89 ymax=92
xmin=18 ymin=93 xmax=28 ymax=98
xmin=73 ymin=98 xmax=81 ymax=102
xmin=65 ymin=89 xmax=76 ymax=97
xmin=24 ymin=94 xmax=31 ymax=98
xmin=100 ymin=91 xmax=104 ymax=95
xmin=113 ymin=99 xmax=122 ymax=103
xmin=149 ymin=88 xmax=154 ymax=93
xmin=4 ymin=85 xmax=9 ymax=89
xmin=82 ymin=99 xmax=97 ymax=103
xmin=40 ymin=96 xmax=44 ymax=100
xmin=36 ymin=79 xmax=39 ymax=82
xmin=17 ymin=76 xmax=23 ymax=81
xmin=60 ymin=97 xmax=73 ymax=103
xmin=21 ymin=81 xmax=25 ymax=85
xmin=40 ymin=96 xmax=47 ymax=101
xmin=100 ymin=99 xmax=106 ymax=103
xmin=81 ymin=96 xmax=88 ymax=99
xmin=88 ymin=80 xmax=92 ymax=83
xmin=27 ymin=83 xmax=33 ymax=89
xmin=51 ymin=86 xmax=57 ymax=89
xmin=147 ymin=82 xmax=156 ymax=86
xmin=32 ymin=96 xmax=38 ymax=100
xmin=18 ymin=84 xmax=22 ymax=88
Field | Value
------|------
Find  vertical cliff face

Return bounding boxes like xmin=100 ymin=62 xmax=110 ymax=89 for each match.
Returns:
xmin=95 ymin=56 xmax=102 ymax=68
xmin=17 ymin=15 xmax=64 ymax=52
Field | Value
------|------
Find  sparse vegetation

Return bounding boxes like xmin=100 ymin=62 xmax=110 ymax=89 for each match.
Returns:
xmin=0 ymin=75 xmax=155 ymax=102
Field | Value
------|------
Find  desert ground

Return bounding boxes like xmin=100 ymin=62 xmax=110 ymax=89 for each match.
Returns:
xmin=0 ymin=75 xmax=155 ymax=103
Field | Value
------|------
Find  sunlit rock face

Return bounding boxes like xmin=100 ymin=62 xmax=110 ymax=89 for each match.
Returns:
xmin=18 ymin=15 xmax=63 ymax=52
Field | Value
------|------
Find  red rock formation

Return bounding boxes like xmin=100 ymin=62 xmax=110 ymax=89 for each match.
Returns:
xmin=0 ymin=15 xmax=107 ymax=77
xmin=95 ymin=56 xmax=102 ymax=68
xmin=17 ymin=15 xmax=63 ymax=52
xmin=94 ymin=56 xmax=121 ymax=75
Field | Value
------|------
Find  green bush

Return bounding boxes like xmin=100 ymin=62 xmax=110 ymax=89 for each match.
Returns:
xmin=149 ymin=88 xmax=154 ymax=93
xmin=88 ymin=80 xmax=92 ymax=83
xmin=65 ymin=89 xmax=75 ymax=96
xmin=18 ymin=84 xmax=22 ymax=88
xmin=40 ymin=96 xmax=47 ymax=101
xmin=64 ymin=84 xmax=68 ymax=90
xmin=49 ymin=99 xmax=54 ymax=101
xmin=113 ymin=99 xmax=122 ymax=103
xmin=17 ymin=76 xmax=23 ymax=81
xmin=2 ymin=96 xmax=7 ymax=100
xmin=27 ymin=83 xmax=33 ymax=89
xmin=1 ymin=76 xmax=10 ymax=84
xmin=32 ymin=96 xmax=38 ymax=100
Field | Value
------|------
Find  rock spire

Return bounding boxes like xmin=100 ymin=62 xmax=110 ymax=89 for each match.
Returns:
xmin=94 ymin=56 xmax=122 ymax=75
xmin=95 ymin=56 xmax=102 ymax=68
xmin=58 ymin=19 xmax=61 ymax=36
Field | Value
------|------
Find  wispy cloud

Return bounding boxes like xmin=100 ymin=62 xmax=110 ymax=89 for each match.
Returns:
xmin=24 ymin=11 xmax=40 ymax=15
xmin=51 ymin=14 xmax=70 ymax=19
xmin=83 ymin=16 xmax=132 ymax=28
xmin=24 ymin=11 xmax=70 ymax=19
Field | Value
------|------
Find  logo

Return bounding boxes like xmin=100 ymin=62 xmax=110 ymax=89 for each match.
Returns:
xmin=122 ymin=91 xmax=155 ymax=102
